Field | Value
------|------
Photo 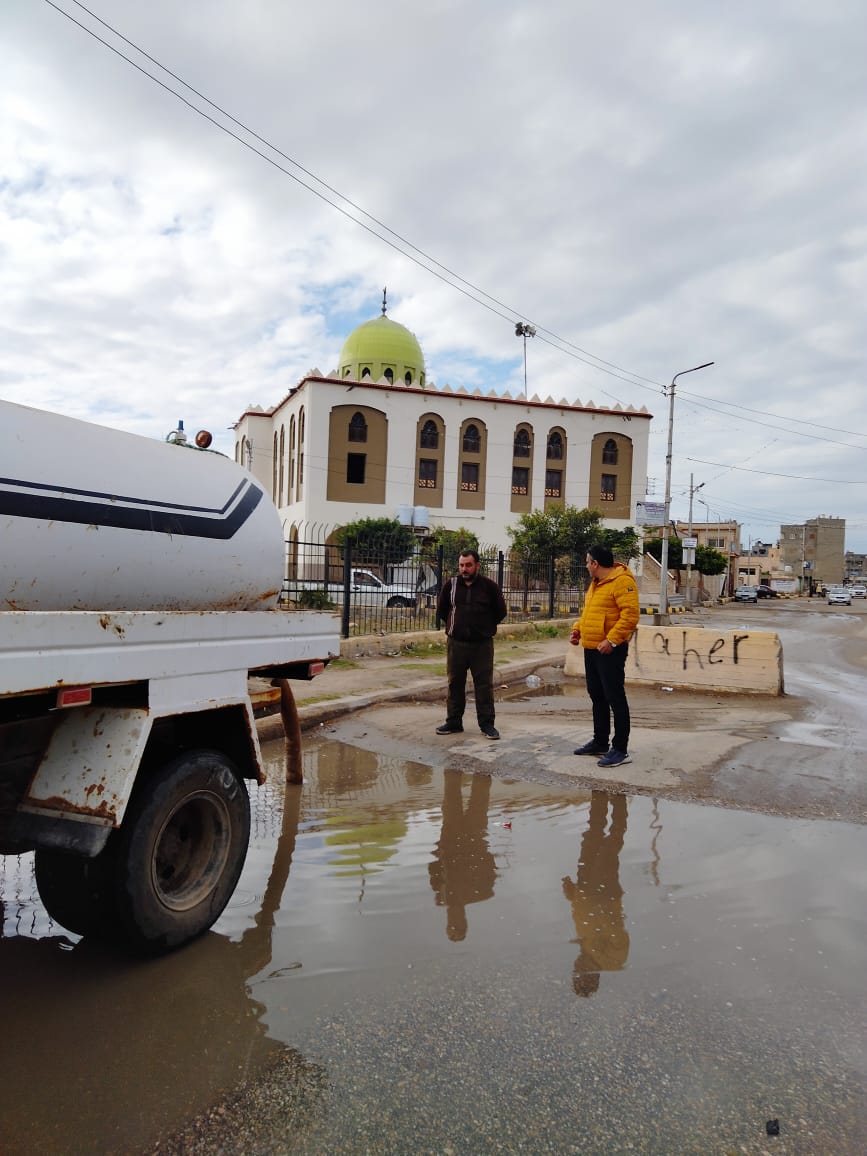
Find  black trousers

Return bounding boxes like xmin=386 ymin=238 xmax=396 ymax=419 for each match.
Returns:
xmin=446 ymin=637 xmax=495 ymax=728
xmin=583 ymin=644 xmax=630 ymax=753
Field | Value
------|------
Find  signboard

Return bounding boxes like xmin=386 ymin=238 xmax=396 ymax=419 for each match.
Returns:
xmin=682 ymin=547 xmax=696 ymax=565
xmin=636 ymin=501 xmax=666 ymax=526
xmin=682 ymin=537 xmax=698 ymax=548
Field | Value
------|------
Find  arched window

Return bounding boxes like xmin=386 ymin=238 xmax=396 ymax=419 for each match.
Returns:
xmin=463 ymin=424 xmax=481 ymax=453
xmin=405 ymin=371 xmax=413 ymax=385
xmin=297 ymin=408 xmax=305 ymax=493
xmin=288 ymin=416 xmax=296 ymax=503
xmin=278 ymin=425 xmax=285 ymax=504
xmin=547 ymin=431 xmax=564 ymax=460
xmin=602 ymin=438 xmax=618 ymax=465
xmin=514 ymin=429 xmax=531 ymax=458
xmin=420 ymin=419 xmax=439 ymax=449
xmin=348 ymin=412 xmax=368 ymax=443
xmin=361 ymin=367 xmax=371 ymax=379
xmin=384 ymin=368 xmax=394 ymax=383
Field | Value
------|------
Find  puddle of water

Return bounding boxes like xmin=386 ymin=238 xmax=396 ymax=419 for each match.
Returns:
xmin=497 ymin=679 xmax=569 ymax=702
xmin=1 ymin=738 xmax=865 ymax=1153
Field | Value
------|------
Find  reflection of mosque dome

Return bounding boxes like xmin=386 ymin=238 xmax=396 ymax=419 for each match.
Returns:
xmin=339 ymin=312 xmax=426 ymax=387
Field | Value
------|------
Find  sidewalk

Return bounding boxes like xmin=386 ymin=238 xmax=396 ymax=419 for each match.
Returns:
xmin=255 ymin=623 xmax=574 ymax=740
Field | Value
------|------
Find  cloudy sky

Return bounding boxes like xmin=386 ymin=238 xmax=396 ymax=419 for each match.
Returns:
xmin=3 ymin=0 xmax=865 ymax=550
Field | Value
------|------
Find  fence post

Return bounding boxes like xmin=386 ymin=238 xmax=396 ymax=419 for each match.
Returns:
xmin=497 ymin=551 xmax=505 ymax=590
xmin=434 ymin=545 xmax=445 ymax=628
xmin=548 ymin=553 xmax=556 ymax=619
xmin=341 ymin=545 xmax=352 ymax=639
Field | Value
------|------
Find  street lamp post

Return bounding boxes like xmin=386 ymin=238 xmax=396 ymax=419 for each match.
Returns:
xmin=699 ymin=498 xmax=727 ymax=600
xmin=658 ymin=361 xmax=714 ymax=621
xmin=686 ymin=473 xmax=705 ymax=606
xmin=515 ymin=322 xmax=536 ymax=399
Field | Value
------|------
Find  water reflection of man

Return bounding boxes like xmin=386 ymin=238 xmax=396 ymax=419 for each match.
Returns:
xmin=428 ymin=770 xmax=497 ymax=942
xmin=562 ymin=791 xmax=629 ymax=997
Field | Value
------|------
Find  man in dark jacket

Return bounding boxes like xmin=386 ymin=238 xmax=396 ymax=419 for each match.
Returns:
xmin=435 ymin=549 xmax=507 ymax=739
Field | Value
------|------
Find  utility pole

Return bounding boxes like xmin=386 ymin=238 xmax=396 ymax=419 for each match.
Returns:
xmin=686 ymin=474 xmax=704 ymax=606
xmin=659 ymin=362 xmax=714 ymax=621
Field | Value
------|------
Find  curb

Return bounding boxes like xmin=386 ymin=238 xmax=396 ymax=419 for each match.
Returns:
xmin=256 ymin=650 xmax=568 ymax=742
xmin=639 ymin=605 xmax=689 ymax=615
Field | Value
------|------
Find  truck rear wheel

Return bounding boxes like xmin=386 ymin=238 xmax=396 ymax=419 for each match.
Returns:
xmin=113 ymin=750 xmax=250 ymax=954
xmin=34 ymin=844 xmax=117 ymax=938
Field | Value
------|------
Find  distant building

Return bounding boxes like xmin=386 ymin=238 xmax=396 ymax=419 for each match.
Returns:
xmin=779 ymin=517 xmax=845 ymax=590
xmin=844 ymin=551 xmax=867 ymax=581
xmin=232 ymin=302 xmax=652 ymax=552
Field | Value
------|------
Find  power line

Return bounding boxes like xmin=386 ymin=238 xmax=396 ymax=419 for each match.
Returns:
xmin=686 ymin=457 xmax=867 ymax=484
xmin=678 ymin=386 xmax=867 ymax=441
xmin=48 ymin=0 xmax=662 ymax=396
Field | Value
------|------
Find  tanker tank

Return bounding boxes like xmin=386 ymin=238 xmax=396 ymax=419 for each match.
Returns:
xmin=1 ymin=398 xmax=284 ymax=612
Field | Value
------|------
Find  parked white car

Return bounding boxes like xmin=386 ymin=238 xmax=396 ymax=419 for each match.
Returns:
xmin=850 ymin=584 xmax=866 ymax=598
xmin=827 ymin=586 xmax=852 ymax=606
xmin=284 ymin=567 xmax=437 ymax=609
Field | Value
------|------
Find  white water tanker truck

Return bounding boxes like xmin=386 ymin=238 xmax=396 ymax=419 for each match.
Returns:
xmin=0 ymin=399 xmax=339 ymax=953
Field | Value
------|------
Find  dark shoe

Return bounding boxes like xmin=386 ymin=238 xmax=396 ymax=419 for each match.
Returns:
xmin=597 ymin=749 xmax=631 ymax=768
xmin=574 ymin=740 xmax=608 ymax=757
xmin=480 ymin=724 xmax=500 ymax=740
xmin=436 ymin=723 xmax=463 ymax=735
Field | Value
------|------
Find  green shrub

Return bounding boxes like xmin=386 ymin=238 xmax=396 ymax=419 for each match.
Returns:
xmin=297 ymin=589 xmax=336 ymax=610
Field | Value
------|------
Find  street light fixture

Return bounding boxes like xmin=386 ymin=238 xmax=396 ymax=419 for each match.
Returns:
xmin=658 ymin=361 xmax=714 ymax=620
xmin=515 ymin=322 xmax=536 ymax=399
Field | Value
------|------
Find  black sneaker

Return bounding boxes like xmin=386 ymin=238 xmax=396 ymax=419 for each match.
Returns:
xmin=574 ymin=740 xmax=608 ymax=756
xmin=435 ymin=723 xmax=463 ymax=735
xmin=597 ymin=749 xmax=631 ymax=768
xmin=480 ymin=724 xmax=500 ymax=740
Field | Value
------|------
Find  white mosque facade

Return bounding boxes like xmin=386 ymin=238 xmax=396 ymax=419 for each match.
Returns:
xmin=232 ymin=306 xmax=652 ymax=551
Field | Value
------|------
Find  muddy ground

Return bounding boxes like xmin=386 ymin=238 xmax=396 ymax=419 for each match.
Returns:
xmin=278 ymin=600 xmax=867 ymax=824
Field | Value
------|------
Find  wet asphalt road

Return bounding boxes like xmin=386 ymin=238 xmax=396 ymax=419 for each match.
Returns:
xmin=1 ymin=600 xmax=866 ymax=1154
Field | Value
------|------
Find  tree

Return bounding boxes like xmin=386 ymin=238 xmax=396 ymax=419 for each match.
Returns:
xmin=424 ymin=526 xmax=481 ymax=575
xmin=644 ymin=537 xmax=727 ymax=575
xmin=695 ymin=544 xmax=728 ymax=576
xmin=508 ymin=506 xmax=640 ymax=578
xmin=333 ymin=517 xmax=416 ymax=567
xmin=644 ymin=536 xmax=684 ymax=570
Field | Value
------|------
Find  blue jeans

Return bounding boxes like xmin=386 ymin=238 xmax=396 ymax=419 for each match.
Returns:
xmin=583 ymin=645 xmax=630 ymax=753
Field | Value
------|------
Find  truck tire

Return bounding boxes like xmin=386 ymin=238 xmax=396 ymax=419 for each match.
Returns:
xmin=34 ymin=844 xmax=117 ymax=938
xmin=113 ymin=750 xmax=250 ymax=954
xmin=386 ymin=595 xmax=412 ymax=608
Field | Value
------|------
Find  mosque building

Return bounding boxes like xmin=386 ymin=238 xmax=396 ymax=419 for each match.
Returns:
xmin=232 ymin=295 xmax=651 ymax=552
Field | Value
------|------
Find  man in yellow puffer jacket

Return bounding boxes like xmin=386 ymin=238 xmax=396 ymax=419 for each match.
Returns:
xmin=569 ymin=544 xmax=640 ymax=768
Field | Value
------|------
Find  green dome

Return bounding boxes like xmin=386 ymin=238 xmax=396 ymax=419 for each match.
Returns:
xmin=339 ymin=315 xmax=426 ymax=387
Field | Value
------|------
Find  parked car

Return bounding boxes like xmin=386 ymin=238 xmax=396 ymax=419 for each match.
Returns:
xmin=283 ymin=567 xmax=437 ymax=610
xmin=756 ymin=585 xmax=778 ymax=598
xmin=850 ymin=584 xmax=866 ymax=598
xmin=827 ymin=586 xmax=852 ymax=606
xmin=734 ymin=585 xmax=759 ymax=603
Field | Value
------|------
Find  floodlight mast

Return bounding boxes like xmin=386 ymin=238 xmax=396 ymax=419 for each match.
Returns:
xmin=658 ymin=362 xmax=714 ymax=621
xmin=515 ymin=322 xmax=536 ymax=399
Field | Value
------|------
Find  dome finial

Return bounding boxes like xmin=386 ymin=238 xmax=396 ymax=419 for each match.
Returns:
xmin=381 ymin=286 xmax=387 ymax=316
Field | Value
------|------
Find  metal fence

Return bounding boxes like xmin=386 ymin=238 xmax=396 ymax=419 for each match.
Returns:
xmin=281 ymin=538 xmax=585 ymax=638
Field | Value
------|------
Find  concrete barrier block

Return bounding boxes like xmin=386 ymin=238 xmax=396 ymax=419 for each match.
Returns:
xmin=565 ymin=623 xmax=784 ymax=695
